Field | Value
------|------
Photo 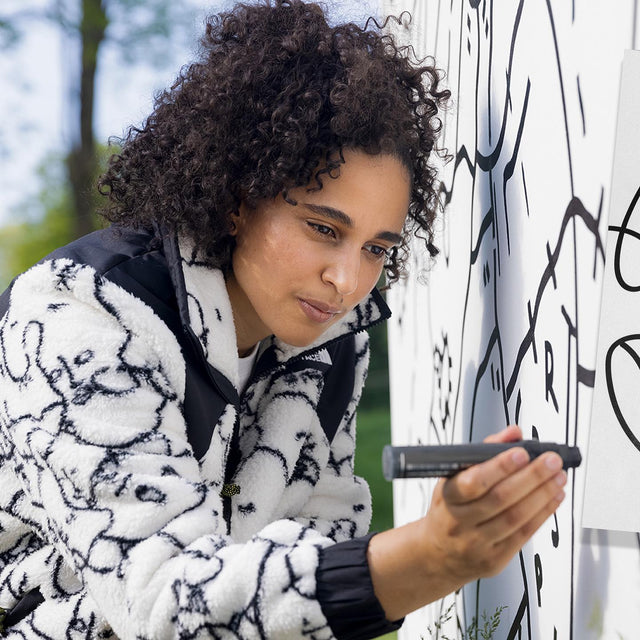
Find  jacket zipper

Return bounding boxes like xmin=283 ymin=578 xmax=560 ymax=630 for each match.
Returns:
xmin=186 ymin=309 xmax=389 ymax=536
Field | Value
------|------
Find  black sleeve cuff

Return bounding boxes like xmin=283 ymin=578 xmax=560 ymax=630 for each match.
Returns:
xmin=316 ymin=533 xmax=404 ymax=640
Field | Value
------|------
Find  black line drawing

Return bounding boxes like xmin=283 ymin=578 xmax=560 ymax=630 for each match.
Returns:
xmin=385 ymin=0 xmax=640 ymax=638
xmin=605 ymin=334 xmax=640 ymax=452
xmin=600 ymin=174 xmax=640 ymax=453
xmin=610 ymin=183 xmax=640 ymax=292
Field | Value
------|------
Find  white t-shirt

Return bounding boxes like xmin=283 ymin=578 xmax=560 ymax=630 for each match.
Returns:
xmin=238 ymin=342 xmax=260 ymax=393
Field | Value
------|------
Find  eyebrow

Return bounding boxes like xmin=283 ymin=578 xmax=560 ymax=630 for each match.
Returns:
xmin=303 ymin=203 xmax=403 ymax=244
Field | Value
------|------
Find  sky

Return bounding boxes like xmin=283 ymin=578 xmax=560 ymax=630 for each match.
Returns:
xmin=0 ymin=0 xmax=381 ymax=227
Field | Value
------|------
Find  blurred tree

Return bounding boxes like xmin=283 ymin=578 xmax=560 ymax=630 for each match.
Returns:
xmin=0 ymin=0 xmax=197 ymax=240
xmin=0 ymin=18 xmax=20 ymax=47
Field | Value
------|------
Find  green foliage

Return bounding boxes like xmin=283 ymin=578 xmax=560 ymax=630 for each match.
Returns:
xmin=105 ymin=0 xmax=197 ymax=67
xmin=0 ymin=1 xmax=196 ymax=59
xmin=424 ymin=603 xmax=507 ymax=640
xmin=0 ymin=0 xmax=198 ymax=281
xmin=359 ymin=315 xmax=391 ymax=411
xmin=353 ymin=284 xmax=394 ymax=532
xmin=466 ymin=606 xmax=507 ymax=640
xmin=0 ymin=146 xmax=113 ymax=290
xmin=0 ymin=18 xmax=20 ymax=48
xmin=425 ymin=603 xmax=455 ymax=640
xmin=0 ymin=157 xmax=72 ymax=289
xmin=354 ymin=407 xmax=394 ymax=534
xmin=586 ymin=597 xmax=604 ymax=636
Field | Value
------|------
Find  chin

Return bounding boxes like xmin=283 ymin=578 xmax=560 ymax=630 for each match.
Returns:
xmin=280 ymin=336 xmax=317 ymax=348
xmin=274 ymin=329 xmax=324 ymax=349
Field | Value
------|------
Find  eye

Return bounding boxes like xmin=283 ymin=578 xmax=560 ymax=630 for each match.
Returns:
xmin=307 ymin=222 xmax=336 ymax=238
xmin=364 ymin=244 xmax=390 ymax=259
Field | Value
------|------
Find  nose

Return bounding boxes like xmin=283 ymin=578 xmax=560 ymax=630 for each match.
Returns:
xmin=322 ymin=248 xmax=360 ymax=297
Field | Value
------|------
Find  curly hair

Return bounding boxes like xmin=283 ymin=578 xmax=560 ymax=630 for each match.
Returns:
xmin=98 ymin=0 xmax=450 ymax=283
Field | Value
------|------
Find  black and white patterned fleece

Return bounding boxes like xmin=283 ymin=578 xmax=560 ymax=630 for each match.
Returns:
xmin=0 ymin=233 xmax=386 ymax=639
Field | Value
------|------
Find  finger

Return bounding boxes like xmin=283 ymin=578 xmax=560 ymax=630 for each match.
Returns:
xmin=489 ymin=487 xmax=566 ymax=571
xmin=462 ymin=451 xmax=565 ymax=523
xmin=442 ymin=446 xmax=530 ymax=506
xmin=484 ymin=424 xmax=522 ymax=444
xmin=478 ymin=469 xmax=567 ymax=542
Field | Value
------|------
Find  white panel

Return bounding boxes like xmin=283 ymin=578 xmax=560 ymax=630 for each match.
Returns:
xmin=583 ymin=49 xmax=640 ymax=532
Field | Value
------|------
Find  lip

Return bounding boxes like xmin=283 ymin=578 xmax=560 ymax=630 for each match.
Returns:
xmin=298 ymin=298 xmax=343 ymax=323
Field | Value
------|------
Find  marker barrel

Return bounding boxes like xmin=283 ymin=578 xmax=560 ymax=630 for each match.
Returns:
xmin=382 ymin=441 xmax=582 ymax=480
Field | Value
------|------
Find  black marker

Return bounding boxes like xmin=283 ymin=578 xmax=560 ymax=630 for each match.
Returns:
xmin=382 ymin=441 xmax=582 ymax=480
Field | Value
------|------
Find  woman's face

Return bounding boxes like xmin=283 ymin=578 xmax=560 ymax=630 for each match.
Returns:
xmin=226 ymin=150 xmax=411 ymax=355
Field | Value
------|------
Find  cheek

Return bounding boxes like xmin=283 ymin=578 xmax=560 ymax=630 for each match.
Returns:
xmin=268 ymin=235 xmax=322 ymax=275
xmin=235 ymin=225 xmax=313 ymax=292
xmin=348 ymin=261 xmax=384 ymax=306
xmin=365 ymin=265 xmax=384 ymax=292
xmin=235 ymin=221 xmax=281 ymax=271
xmin=263 ymin=244 xmax=310 ymax=283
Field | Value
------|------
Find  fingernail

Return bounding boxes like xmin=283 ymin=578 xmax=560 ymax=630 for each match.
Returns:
xmin=511 ymin=448 xmax=529 ymax=466
xmin=545 ymin=454 xmax=563 ymax=471
xmin=555 ymin=490 xmax=565 ymax=502
xmin=555 ymin=471 xmax=568 ymax=486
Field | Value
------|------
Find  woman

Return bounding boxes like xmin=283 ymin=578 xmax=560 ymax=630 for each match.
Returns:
xmin=0 ymin=1 xmax=567 ymax=638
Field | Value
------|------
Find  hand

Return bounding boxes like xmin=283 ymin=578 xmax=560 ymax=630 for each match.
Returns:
xmin=367 ymin=425 xmax=567 ymax=621
xmin=420 ymin=424 xmax=566 ymax=585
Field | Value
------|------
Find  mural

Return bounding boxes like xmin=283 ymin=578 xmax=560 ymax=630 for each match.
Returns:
xmin=383 ymin=1 xmax=640 ymax=638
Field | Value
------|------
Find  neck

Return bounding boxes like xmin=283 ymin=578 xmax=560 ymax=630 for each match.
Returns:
xmin=238 ymin=343 xmax=257 ymax=358
xmin=225 ymin=272 xmax=270 ymax=357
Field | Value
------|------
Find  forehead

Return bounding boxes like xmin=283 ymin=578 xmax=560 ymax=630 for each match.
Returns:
xmin=295 ymin=150 xmax=411 ymax=232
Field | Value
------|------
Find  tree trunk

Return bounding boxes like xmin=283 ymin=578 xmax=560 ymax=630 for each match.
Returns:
xmin=67 ymin=0 xmax=107 ymax=239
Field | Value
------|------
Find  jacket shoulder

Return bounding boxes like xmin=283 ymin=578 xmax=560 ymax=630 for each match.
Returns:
xmin=1 ymin=226 xmax=177 ymax=328
xmin=317 ymin=333 xmax=369 ymax=443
